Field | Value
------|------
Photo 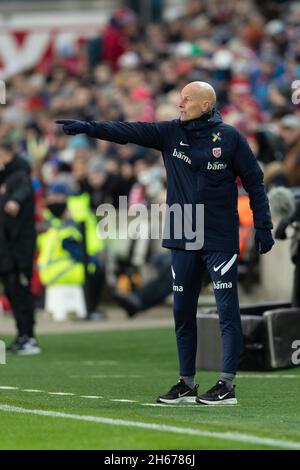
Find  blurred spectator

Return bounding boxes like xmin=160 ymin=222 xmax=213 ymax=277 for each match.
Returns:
xmin=271 ymin=186 xmax=300 ymax=307
xmin=264 ymin=115 xmax=300 ymax=188
xmin=67 ymin=185 xmax=106 ymax=320
xmin=86 ymin=157 xmax=128 ymax=209
xmin=280 ymin=115 xmax=300 ymax=186
xmin=127 ymin=0 xmax=165 ymax=23
xmin=0 ymin=143 xmax=40 ymax=354
xmin=114 ymin=251 xmax=172 ymax=317
xmin=101 ymin=8 xmax=137 ymax=70
xmin=39 ymin=183 xmax=106 ymax=321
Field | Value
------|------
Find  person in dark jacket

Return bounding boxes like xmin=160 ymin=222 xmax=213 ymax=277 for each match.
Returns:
xmin=114 ymin=251 xmax=173 ymax=317
xmin=272 ymin=188 xmax=300 ymax=308
xmin=56 ymin=80 xmax=274 ymax=405
xmin=0 ymin=143 xmax=40 ymax=355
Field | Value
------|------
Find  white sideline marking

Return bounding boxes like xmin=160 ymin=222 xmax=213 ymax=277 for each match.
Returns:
xmin=237 ymin=374 xmax=299 ymax=379
xmin=81 ymin=361 xmax=119 ymax=366
xmin=0 ymin=386 xmax=18 ymax=390
xmin=79 ymin=396 xmax=103 ymax=399
xmin=88 ymin=375 xmax=142 ymax=379
xmin=141 ymin=403 xmax=240 ymax=408
xmin=111 ymin=399 xmax=137 ymax=403
xmin=55 ymin=360 xmax=119 ymax=366
xmin=141 ymin=403 xmax=201 ymax=408
xmin=70 ymin=375 xmax=142 ymax=379
xmin=48 ymin=392 xmax=75 ymax=396
xmin=0 ymin=404 xmax=299 ymax=450
xmin=22 ymin=389 xmax=44 ymax=393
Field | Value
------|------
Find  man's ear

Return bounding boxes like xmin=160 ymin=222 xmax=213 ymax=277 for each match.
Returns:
xmin=201 ymin=100 xmax=210 ymax=113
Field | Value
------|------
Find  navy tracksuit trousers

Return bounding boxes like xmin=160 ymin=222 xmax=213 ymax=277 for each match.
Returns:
xmin=171 ymin=249 xmax=243 ymax=377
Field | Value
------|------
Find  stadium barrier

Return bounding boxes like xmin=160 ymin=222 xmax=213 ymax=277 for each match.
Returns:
xmin=196 ymin=303 xmax=300 ymax=371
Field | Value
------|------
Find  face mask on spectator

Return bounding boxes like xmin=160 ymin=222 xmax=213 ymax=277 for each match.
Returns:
xmin=47 ymin=202 xmax=67 ymax=218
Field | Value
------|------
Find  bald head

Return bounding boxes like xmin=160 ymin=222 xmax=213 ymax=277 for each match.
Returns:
xmin=179 ymin=81 xmax=216 ymax=121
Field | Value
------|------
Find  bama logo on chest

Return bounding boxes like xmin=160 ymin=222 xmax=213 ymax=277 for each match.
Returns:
xmin=172 ymin=148 xmax=191 ymax=165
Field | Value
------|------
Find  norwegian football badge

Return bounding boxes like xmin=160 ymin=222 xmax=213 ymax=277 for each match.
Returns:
xmin=212 ymin=147 xmax=222 ymax=158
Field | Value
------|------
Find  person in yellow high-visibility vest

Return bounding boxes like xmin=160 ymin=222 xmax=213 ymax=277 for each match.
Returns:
xmin=39 ymin=183 xmax=106 ymax=320
xmin=67 ymin=192 xmax=104 ymax=257
xmin=67 ymin=191 xmax=106 ymax=320
xmin=38 ymin=218 xmax=85 ymax=287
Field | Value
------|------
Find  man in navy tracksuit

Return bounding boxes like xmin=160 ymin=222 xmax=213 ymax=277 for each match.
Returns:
xmin=57 ymin=81 xmax=274 ymax=405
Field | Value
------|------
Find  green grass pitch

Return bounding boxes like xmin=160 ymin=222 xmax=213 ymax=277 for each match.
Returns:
xmin=0 ymin=327 xmax=300 ymax=450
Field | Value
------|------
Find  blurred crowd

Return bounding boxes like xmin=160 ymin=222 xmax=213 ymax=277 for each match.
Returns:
xmin=1 ymin=0 xmax=300 ymax=320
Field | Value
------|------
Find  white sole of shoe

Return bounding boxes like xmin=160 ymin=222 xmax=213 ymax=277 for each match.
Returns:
xmin=157 ymin=396 xmax=197 ymax=404
xmin=197 ymin=398 xmax=238 ymax=405
xmin=16 ymin=348 xmax=41 ymax=356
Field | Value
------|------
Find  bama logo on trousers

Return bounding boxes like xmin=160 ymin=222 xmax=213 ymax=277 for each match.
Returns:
xmin=213 ymin=281 xmax=233 ymax=290
xmin=212 ymin=254 xmax=237 ymax=289
xmin=171 ymin=266 xmax=183 ymax=292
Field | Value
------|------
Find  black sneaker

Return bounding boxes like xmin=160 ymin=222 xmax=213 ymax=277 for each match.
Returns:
xmin=157 ymin=379 xmax=198 ymax=404
xmin=196 ymin=380 xmax=237 ymax=405
xmin=6 ymin=336 xmax=23 ymax=353
xmin=15 ymin=336 xmax=41 ymax=356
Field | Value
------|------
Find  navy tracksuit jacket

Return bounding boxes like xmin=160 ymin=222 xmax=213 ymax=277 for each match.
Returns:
xmin=86 ymin=109 xmax=273 ymax=376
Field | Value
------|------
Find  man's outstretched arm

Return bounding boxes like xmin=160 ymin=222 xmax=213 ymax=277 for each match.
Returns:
xmin=56 ymin=119 xmax=170 ymax=151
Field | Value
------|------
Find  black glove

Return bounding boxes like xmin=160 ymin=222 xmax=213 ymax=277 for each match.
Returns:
xmin=255 ymin=229 xmax=275 ymax=254
xmin=274 ymin=218 xmax=291 ymax=240
xmin=56 ymin=119 xmax=93 ymax=136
